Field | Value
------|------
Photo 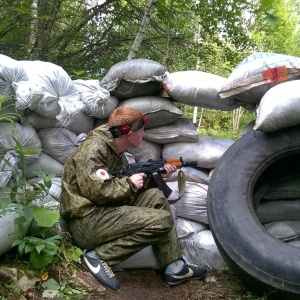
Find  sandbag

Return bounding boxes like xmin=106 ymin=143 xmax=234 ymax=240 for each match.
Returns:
xmin=74 ymin=79 xmax=119 ymax=118
xmin=0 ymin=122 xmax=41 ymax=164
xmin=264 ymin=220 xmax=300 ymax=240
xmin=100 ymin=59 xmax=166 ymax=99
xmin=0 ymin=209 xmax=30 ymax=256
xmin=144 ymin=118 xmax=199 ymax=144
xmin=256 ymin=199 xmax=300 ymax=224
xmin=162 ymin=136 xmax=234 ymax=169
xmin=180 ymin=230 xmax=226 ymax=270
xmin=127 ymin=139 xmax=162 ymax=162
xmin=37 ymin=128 xmax=86 ymax=164
xmin=254 ymin=80 xmax=300 ymax=132
xmin=167 ymin=181 xmax=209 ymax=224
xmin=21 ymin=109 xmax=95 ymax=135
xmin=219 ymin=52 xmax=300 ymax=104
xmin=0 ymin=54 xmax=28 ymax=121
xmin=23 ymin=152 xmax=63 ymax=179
xmin=163 ymin=70 xmax=242 ymax=110
xmin=0 ymin=151 xmax=19 ymax=188
xmin=175 ymin=217 xmax=208 ymax=239
xmin=263 ymin=174 xmax=300 ymax=200
xmin=118 ymin=96 xmax=182 ymax=129
xmin=113 ymin=246 xmax=162 ymax=271
xmin=13 ymin=60 xmax=84 ymax=125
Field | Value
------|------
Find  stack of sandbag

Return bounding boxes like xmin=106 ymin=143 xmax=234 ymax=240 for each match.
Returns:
xmin=0 ymin=55 xmax=236 ymax=270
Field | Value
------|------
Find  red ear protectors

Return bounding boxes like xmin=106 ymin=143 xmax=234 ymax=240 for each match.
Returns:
xmin=119 ymin=125 xmax=131 ymax=134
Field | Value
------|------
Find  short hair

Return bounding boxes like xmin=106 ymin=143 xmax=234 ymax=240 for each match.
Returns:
xmin=108 ymin=107 xmax=143 ymax=127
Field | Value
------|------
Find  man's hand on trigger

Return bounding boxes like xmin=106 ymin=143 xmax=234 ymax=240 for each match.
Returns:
xmin=161 ymin=163 xmax=177 ymax=179
xmin=129 ymin=173 xmax=146 ymax=189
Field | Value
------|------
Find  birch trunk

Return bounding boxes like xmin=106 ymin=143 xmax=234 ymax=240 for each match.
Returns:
xmin=127 ymin=0 xmax=158 ymax=60
xmin=27 ymin=0 xmax=38 ymax=56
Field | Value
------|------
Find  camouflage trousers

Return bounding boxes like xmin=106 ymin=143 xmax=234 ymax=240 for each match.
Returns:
xmin=68 ymin=188 xmax=183 ymax=267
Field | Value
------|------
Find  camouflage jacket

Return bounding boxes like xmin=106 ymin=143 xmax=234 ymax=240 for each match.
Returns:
xmin=60 ymin=125 xmax=136 ymax=219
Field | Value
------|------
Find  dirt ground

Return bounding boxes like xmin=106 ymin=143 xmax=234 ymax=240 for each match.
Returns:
xmin=0 ymin=253 xmax=268 ymax=300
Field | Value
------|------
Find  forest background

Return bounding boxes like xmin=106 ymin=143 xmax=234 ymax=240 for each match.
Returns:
xmin=1 ymin=0 xmax=300 ymax=139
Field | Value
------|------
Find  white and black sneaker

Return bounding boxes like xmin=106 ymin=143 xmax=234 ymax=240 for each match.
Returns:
xmin=82 ymin=249 xmax=120 ymax=291
xmin=164 ymin=258 xmax=207 ymax=285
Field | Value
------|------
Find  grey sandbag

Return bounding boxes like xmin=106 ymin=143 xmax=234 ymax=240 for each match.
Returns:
xmin=167 ymin=166 xmax=210 ymax=185
xmin=263 ymin=174 xmax=300 ymax=200
xmin=118 ymin=96 xmax=183 ymax=129
xmin=264 ymin=220 xmax=300 ymax=240
xmin=144 ymin=118 xmax=199 ymax=144
xmin=0 ymin=122 xmax=41 ymax=164
xmin=254 ymin=80 xmax=300 ymax=132
xmin=127 ymin=139 xmax=162 ymax=162
xmin=100 ymin=59 xmax=167 ymax=99
xmin=37 ymin=128 xmax=86 ymax=164
xmin=256 ymin=199 xmax=300 ymax=224
xmin=22 ymin=109 xmax=95 ymax=135
xmin=163 ymin=70 xmax=241 ymax=110
xmin=24 ymin=152 xmax=64 ymax=178
xmin=162 ymin=136 xmax=234 ymax=169
xmin=180 ymin=230 xmax=226 ymax=270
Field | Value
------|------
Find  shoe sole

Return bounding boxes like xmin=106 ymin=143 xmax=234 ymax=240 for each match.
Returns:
xmin=165 ymin=273 xmax=206 ymax=286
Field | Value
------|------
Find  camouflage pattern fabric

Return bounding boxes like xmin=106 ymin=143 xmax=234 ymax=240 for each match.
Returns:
xmin=60 ymin=125 xmax=182 ymax=266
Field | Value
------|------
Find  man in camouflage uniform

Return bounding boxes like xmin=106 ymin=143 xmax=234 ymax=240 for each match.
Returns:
xmin=60 ymin=107 xmax=207 ymax=291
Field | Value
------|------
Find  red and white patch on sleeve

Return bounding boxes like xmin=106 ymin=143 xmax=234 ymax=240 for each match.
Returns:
xmin=96 ymin=169 xmax=110 ymax=180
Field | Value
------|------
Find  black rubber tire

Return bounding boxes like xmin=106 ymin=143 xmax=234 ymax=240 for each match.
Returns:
xmin=207 ymin=125 xmax=300 ymax=300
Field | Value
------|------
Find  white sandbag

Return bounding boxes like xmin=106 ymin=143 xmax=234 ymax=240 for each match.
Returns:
xmin=163 ymin=70 xmax=241 ymax=110
xmin=100 ymin=59 xmax=166 ymax=99
xmin=0 ymin=122 xmax=41 ymax=164
xmin=180 ymin=230 xmax=226 ymax=270
xmin=74 ymin=79 xmax=119 ymax=118
xmin=167 ymin=166 xmax=210 ymax=185
xmin=162 ymin=136 xmax=234 ymax=169
xmin=23 ymin=152 xmax=63 ymax=179
xmin=175 ymin=217 xmax=208 ymax=239
xmin=254 ymin=80 xmax=300 ymax=132
xmin=0 ymin=54 xmax=28 ymax=95
xmin=118 ymin=96 xmax=182 ymax=129
xmin=13 ymin=60 xmax=84 ymax=125
xmin=0 ymin=209 xmax=30 ymax=256
xmin=256 ymin=199 xmax=300 ymax=224
xmin=168 ymin=181 xmax=209 ymax=224
xmin=37 ymin=128 xmax=86 ymax=164
xmin=0 ymin=54 xmax=28 ymax=121
xmin=127 ymin=139 xmax=162 ymax=162
xmin=21 ymin=109 xmax=94 ymax=135
xmin=264 ymin=220 xmax=300 ymax=240
xmin=219 ymin=52 xmax=300 ymax=104
xmin=113 ymin=246 xmax=162 ymax=271
xmin=144 ymin=118 xmax=199 ymax=144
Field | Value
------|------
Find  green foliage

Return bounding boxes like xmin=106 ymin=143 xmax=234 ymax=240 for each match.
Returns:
xmin=41 ymin=278 xmax=87 ymax=299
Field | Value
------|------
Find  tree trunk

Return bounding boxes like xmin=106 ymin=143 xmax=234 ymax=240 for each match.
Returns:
xmin=232 ymin=107 xmax=244 ymax=133
xmin=27 ymin=0 xmax=38 ymax=57
xmin=163 ymin=0 xmax=174 ymax=69
xmin=127 ymin=0 xmax=158 ymax=60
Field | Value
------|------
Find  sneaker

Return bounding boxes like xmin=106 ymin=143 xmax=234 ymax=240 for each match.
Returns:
xmin=82 ymin=249 xmax=120 ymax=291
xmin=164 ymin=258 xmax=207 ymax=285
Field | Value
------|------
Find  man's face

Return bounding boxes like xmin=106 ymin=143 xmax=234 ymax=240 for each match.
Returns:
xmin=128 ymin=127 xmax=145 ymax=148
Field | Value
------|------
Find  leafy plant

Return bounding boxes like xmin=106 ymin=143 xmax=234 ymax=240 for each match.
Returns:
xmin=41 ymin=278 xmax=87 ymax=300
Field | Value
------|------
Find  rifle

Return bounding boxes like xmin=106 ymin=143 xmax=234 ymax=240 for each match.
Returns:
xmin=110 ymin=157 xmax=197 ymax=198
